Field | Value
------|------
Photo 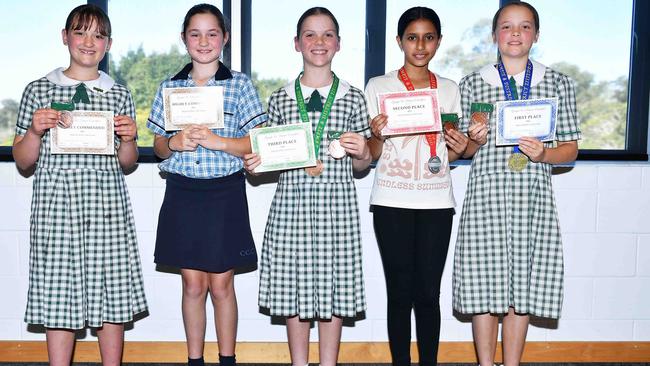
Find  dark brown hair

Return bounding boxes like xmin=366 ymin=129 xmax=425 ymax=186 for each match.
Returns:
xmin=296 ymin=7 xmax=340 ymax=39
xmin=65 ymin=4 xmax=111 ymax=37
xmin=492 ymin=1 xmax=540 ymax=34
xmin=182 ymin=3 xmax=229 ymax=38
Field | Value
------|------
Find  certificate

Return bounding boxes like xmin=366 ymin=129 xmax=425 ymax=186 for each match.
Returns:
xmin=250 ymin=123 xmax=317 ymax=173
xmin=496 ymin=97 xmax=558 ymax=146
xmin=51 ymin=110 xmax=115 ymax=155
xmin=377 ymin=90 xmax=441 ymax=136
xmin=163 ymin=86 xmax=224 ymax=131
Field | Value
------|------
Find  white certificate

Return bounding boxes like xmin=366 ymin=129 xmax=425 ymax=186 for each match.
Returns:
xmin=51 ymin=110 xmax=115 ymax=155
xmin=496 ymin=97 xmax=558 ymax=146
xmin=249 ymin=123 xmax=317 ymax=173
xmin=163 ymin=86 xmax=224 ymax=131
xmin=377 ymin=90 xmax=441 ymax=136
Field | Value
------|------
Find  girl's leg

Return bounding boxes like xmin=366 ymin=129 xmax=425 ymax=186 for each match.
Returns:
xmin=181 ymin=268 xmax=210 ymax=359
xmin=318 ymin=317 xmax=343 ymax=366
xmin=472 ymin=313 xmax=499 ymax=366
xmin=46 ymin=328 xmax=75 ymax=366
xmin=373 ymin=205 xmax=416 ymax=366
xmin=97 ymin=322 xmax=124 ymax=366
xmin=501 ymin=307 xmax=529 ymax=366
xmin=286 ymin=316 xmax=310 ymax=366
xmin=413 ymin=208 xmax=453 ymax=366
xmin=208 ymin=269 xmax=237 ymax=357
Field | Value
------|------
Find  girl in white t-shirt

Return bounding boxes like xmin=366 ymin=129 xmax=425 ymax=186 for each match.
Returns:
xmin=364 ymin=6 xmax=468 ymax=366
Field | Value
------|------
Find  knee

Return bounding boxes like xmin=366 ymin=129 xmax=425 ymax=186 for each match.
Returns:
xmin=183 ymin=277 xmax=209 ymax=299
xmin=209 ymin=277 xmax=235 ymax=302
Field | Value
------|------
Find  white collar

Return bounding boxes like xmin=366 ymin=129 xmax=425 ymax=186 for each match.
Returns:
xmin=283 ymin=77 xmax=351 ymax=102
xmin=45 ymin=67 xmax=115 ymax=94
xmin=479 ymin=59 xmax=546 ymax=88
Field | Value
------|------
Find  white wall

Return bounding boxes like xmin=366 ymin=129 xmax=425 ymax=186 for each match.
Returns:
xmin=0 ymin=161 xmax=649 ymax=342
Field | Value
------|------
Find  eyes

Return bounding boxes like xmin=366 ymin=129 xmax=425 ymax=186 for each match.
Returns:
xmin=499 ymin=23 xmax=534 ymax=31
xmin=188 ymin=31 xmax=222 ymax=38
xmin=405 ymin=34 xmax=438 ymax=42
xmin=303 ymin=31 xmax=337 ymax=39
xmin=71 ymin=30 xmax=107 ymax=40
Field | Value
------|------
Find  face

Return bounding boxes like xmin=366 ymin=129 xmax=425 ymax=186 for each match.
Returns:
xmin=62 ymin=20 xmax=112 ymax=70
xmin=397 ymin=18 xmax=441 ymax=68
xmin=294 ymin=14 xmax=340 ymax=68
xmin=183 ymin=13 xmax=229 ymax=65
xmin=493 ymin=5 xmax=538 ymax=59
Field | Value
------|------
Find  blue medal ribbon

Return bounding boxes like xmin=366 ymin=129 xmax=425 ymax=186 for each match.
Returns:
xmin=497 ymin=60 xmax=533 ymax=155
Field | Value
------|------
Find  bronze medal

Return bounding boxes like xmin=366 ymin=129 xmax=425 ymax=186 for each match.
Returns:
xmin=305 ymin=160 xmax=324 ymax=176
xmin=58 ymin=110 xmax=73 ymax=128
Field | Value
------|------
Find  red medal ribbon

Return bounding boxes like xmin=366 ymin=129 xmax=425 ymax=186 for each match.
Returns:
xmin=397 ymin=67 xmax=438 ymax=158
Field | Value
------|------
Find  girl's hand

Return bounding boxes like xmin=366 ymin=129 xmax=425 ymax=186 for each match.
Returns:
xmin=243 ymin=153 xmax=261 ymax=174
xmin=169 ymin=126 xmax=201 ymax=151
xmin=29 ymin=108 xmax=59 ymax=137
xmin=445 ymin=129 xmax=469 ymax=155
xmin=339 ymin=132 xmax=370 ymax=160
xmin=114 ymin=115 xmax=137 ymax=142
xmin=370 ymin=114 xmax=388 ymax=141
xmin=468 ymin=122 xmax=488 ymax=146
xmin=518 ymin=136 xmax=546 ymax=163
xmin=188 ymin=125 xmax=223 ymax=150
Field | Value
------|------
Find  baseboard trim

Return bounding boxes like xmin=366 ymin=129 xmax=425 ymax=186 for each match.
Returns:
xmin=1 ymin=341 xmax=649 ymax=363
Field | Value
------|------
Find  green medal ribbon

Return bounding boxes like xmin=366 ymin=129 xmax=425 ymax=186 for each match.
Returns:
xmin=295 ymin=73 xmax=339 ymax=156
xmin=71 ymin=84 xmax=90 ymax=104
xmin=51 ymin=102 xmax=75 ymax=111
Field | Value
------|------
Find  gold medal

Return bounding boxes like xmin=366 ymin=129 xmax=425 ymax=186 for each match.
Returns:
xmin=305 ymin=160 xmax=324 ymax=176
xmin=508 ymin=153 xmax=528 ymax=172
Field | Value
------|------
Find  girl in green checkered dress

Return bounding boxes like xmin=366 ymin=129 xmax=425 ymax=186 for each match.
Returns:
xmin=452 ymin=2 xmax=581 ymax=366
xmin=13 ymin=5 xmax=147 ymax=365
xmin=244 ymin=7 xmax=371 ymax=366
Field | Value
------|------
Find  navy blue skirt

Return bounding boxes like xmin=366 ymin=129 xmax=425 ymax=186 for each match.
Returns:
xmin=154 ymin=171 xmax=257 ymax=273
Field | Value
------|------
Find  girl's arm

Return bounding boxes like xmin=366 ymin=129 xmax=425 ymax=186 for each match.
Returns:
xmin=519 ymin=138 xmax=578 ymax=164
xmin=340 ymin=132 xmax=371 ymax=171
xmin=445 ymin=129 xmax=469 ymax=162
xmin=114 ymin=115 xmax=138 ymax=169
xmin=189 ymin=126 xmax=252 ymax=157
xmin=368 ymin=114 xmax=387 ymax=161
xmin=462 ymin=122 xmax=488 ymax=158
xmin=12 ymin=108 xmax=59 ymax=171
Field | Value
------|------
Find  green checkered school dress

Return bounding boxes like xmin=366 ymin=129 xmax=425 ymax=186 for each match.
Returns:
xmin=258 ymin=84 xmax=371 ymax=319
xmin=452 ymin=66 xmax=581 ymax=319
xmin=16 ymin=77 xmax=148 ymax=329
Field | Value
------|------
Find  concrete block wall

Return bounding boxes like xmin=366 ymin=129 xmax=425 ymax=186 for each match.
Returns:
xmin=0 ymin=162 xmax=648 ymax=341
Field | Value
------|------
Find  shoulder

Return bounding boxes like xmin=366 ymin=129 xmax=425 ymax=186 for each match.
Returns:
xmin=110 ymin=82 xmax=131 ymax=94
xmin=229 ymin=70 xmax=255 ymax=86
xmin=435 ymin=73 xmax=460 ymax=93
xmin=459 ymin=70 xmax=482 ymax=87
xmin=22 ymin=76 xmax=53 ymax=95
xmin=366 ymin=70 xmax=399 ymax=91
xmin=543 ymin=67 xmax=575 ymax=86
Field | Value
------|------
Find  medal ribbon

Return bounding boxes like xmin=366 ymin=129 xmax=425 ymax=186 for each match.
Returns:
xmin=497 ymin=60 xmax=533 ymax=154
xmin=295 ymin=73 xmax=339 ymax=156
xmin=397 ymin=67 xmax=438 ymax=158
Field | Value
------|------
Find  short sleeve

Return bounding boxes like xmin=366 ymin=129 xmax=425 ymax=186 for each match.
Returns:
xmin=350 ymin=90 xmax=371 ymax=139
xmin=235 ymin=75 xmax=267 ymax=135
xmin=15 ymin=83 xmax=40 ymax=136
xmin=146 ymin=82 xmax=171 ymax=138
xmin=458 ymin=75 xmax=474 ymax=134
xmin=364 ymin=79 xmax=380 ymax=119
xmin=555 ymin=74 xmax=581 ymax=142
xmin=264 ymin=91 xmax=284 ymax=128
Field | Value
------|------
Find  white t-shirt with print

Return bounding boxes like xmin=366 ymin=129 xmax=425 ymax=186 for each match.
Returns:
xmin=365 ymin=70 xmax=461 ymax=209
